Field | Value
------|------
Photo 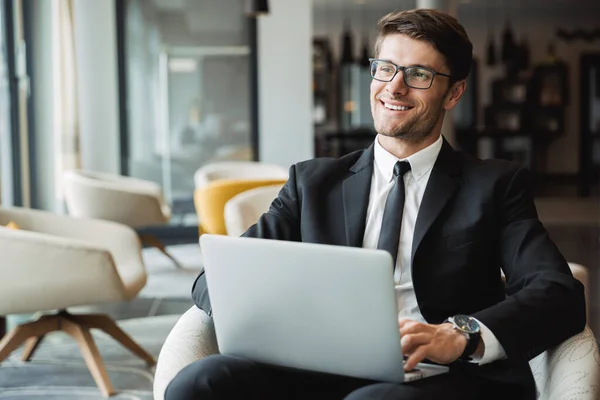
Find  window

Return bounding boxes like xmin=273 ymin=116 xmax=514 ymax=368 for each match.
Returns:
xmin=120 ymin=0 xmax=253 ymax=225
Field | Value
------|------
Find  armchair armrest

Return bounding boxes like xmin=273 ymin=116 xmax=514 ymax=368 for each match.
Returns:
xmin=154 ymin=306 xmax=219 ymax=400
xmin=529 ymin=325 xmax=600 ymax=400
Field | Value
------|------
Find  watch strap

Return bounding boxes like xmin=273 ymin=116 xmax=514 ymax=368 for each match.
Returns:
xmin=459 ymin=330 xmax=481 ymax=360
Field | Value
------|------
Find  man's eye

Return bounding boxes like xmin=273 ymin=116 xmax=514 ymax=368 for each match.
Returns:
xmin=410 ymin=70 xmax=431 ymax=80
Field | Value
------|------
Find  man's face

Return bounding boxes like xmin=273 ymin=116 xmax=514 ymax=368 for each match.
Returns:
xmin=370 ymin=34 xmax=455 ymax=143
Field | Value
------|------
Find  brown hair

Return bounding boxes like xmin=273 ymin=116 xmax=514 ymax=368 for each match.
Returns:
xmin=374 ymin=9 xmax=473 ymax=82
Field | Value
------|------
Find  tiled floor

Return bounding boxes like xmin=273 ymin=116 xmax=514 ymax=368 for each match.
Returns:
xmin=71 ymin=297 xmax=194 ymax=321
xmin=2 ymin=298 xmax=194 ymax=336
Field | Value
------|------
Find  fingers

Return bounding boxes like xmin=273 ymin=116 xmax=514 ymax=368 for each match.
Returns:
xmin=398 ymin=318 xmax=425 ymax=330
xmin=398 ymin=320 xmax=465 ymax=369
xmin=404 ymin=345 xmax=428 ymax=372
xmin=401 ymin=332 xmax=430 ymax=354
xmin=398 ymin=319 xmax=426 ymax=334
xmin=398 ymin=317 xmax=413 ymax=328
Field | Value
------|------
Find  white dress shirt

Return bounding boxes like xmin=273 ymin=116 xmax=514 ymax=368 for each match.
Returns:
xmin=361 ymin=134 xmax=506 ymax=365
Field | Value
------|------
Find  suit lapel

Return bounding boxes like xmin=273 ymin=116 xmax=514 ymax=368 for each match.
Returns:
xmin=343 ymin=145 xmax=374 ymax=247
xmin=411 ymin=139 xmax=462 ymax=262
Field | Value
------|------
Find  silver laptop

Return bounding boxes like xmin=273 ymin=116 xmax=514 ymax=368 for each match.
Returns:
xmin=199 ymin=234 xmax=448 ymax=383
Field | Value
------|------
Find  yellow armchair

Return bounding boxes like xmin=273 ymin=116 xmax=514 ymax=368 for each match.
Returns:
xmin=194 ymin=179 xmax=287 ymax=235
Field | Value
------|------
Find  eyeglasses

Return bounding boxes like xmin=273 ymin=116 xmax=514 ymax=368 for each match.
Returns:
xmin=369 ymin=58 xmax=452 ymax=90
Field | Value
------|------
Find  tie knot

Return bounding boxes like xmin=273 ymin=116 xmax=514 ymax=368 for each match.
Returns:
xmin=393 ymin=161 xmax=411 ymax=178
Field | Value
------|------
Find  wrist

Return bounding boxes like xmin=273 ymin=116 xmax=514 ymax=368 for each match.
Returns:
xmin=444 ymin=322 xmax=468 ymax=349
xmin=473 ymin=337 xmax=485 ymax=358
xmin=445 ymin=315 xmax=481 ymax=360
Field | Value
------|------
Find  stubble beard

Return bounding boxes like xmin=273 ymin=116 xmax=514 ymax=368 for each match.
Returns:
xmin=374 ymin=104 xmax=443 ymax=145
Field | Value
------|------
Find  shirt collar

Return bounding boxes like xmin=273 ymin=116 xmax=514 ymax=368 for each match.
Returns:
xmin=373 ymin=134 xmax=443 ymax=182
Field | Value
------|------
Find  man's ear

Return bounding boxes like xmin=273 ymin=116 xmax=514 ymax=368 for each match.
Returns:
xmin=443 ymin=80 xmax=466 ymax=111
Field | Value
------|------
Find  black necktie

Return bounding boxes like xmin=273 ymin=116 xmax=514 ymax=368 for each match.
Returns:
xmin=377 ymin=161 xmax=411 ymax=267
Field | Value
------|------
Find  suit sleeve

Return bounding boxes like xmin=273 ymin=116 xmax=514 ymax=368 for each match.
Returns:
xmin=471 ymin=167 xmax=586 ymax=362
xmin=191 ymin=165 xmax=302 ymax=314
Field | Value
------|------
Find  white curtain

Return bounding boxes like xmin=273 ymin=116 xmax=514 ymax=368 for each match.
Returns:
xmin=54 ymin=0 xmax=81 ymax=210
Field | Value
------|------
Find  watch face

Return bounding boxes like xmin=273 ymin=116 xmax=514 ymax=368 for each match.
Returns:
xmin=453 ymin=315 xmax=480 ymax=334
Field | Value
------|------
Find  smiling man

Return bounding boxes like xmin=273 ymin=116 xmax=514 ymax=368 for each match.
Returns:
xmin=167 ymin=9 xmax=586 ymax=400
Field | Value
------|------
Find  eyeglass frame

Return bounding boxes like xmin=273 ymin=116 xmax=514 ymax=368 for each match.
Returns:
xmin=368 ymin=58 xmax=452 ymax=90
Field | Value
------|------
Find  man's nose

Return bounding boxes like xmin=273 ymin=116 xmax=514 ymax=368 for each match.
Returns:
xmin=385 ymin=71 xmax=409 ymax=96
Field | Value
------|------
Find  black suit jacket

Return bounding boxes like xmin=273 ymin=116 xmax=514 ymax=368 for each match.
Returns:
xmin=192 ymin=139 xmax=586 ymax=394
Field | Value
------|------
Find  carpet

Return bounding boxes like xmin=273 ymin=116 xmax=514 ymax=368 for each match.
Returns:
xmin=138 ymin=244 xmax=204 ymax=300
xmin=0 ymin=315 xmax=180 ymax=399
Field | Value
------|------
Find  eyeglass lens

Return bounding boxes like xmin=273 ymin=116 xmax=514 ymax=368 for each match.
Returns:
xmin=370 ymin=60 xmax=434 ymax=89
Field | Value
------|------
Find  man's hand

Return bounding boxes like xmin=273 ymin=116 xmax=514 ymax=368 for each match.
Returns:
xmin=399 ymin=318 xmax=467 ymax=372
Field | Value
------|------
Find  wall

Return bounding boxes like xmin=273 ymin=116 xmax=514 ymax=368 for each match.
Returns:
xmin=72 ymin=0 xmax=120 ymax=174
xmin=258 ymin=0 xmax=314 ymax=168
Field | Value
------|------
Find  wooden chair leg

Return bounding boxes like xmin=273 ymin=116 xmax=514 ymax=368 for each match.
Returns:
xmin=140 ymin=234 xmax=185 ymax=269
xmin=21 ymin=335 xmax=45 ymax=362
xmin=0 ymin=317 xmax=58 ymax=362
xmin=71 ymin=314 xmax=155 ymax=366
xmin=20 ymin=314 xmax=56 ymax=361
xmin=61 ymin=317 xmax=115 ymax=398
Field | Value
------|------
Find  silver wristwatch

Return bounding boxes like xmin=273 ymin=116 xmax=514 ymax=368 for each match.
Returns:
xmin=446 ymin=315 xmax=481 ymax=360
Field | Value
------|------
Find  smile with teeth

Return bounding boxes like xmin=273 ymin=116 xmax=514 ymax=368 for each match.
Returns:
xmin=383 ymin=102 xmax=412 ymax=111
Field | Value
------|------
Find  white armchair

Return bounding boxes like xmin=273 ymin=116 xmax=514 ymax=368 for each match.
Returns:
xmin=63 ymin=170 xmax=170 ymax=228
xmin=153 ymin=263 xmax=598 ymax=400
xmin=63 ymin=170 xmax=183 ymax=268
xmin=224 ymin=183 xmax=284 ymax=236
xmin=529 ymin=325 xmax=600 ymax=399
xmin=0 ymin=206 xmax=155 ymax=397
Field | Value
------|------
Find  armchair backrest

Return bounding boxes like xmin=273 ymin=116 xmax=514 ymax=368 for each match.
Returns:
xmin=0 ymin=206 xmax=146 ymax=312
xmin=224 ymin=184 xmax=284 ymax=236
xmin=63 ymin=170 xmax=169 ymax=228
xmin=194 ymin=162 xmax=288 ymax=189
xmin=0 ymin=206 xmax=143 ymax=270
xmin=194 ymin=179 xmax=287 ymax=235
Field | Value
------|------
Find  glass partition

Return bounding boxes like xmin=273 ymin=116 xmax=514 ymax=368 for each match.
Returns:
xmin=122 ymin=0 xmax=252 ymax=225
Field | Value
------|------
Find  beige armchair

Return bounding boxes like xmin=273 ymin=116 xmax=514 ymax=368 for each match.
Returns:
xmin=224 ymin=183 xmax=284 ymax=236
xmin=63 ymin=170 xmax=183 ymax=268
xmin=153 ymin=263 xmax=599 ymax=400
xmin=0 ymin=206 xmax=155 ymax=397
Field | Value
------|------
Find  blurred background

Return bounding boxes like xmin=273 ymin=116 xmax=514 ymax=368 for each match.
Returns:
xmin=1 ymin=0 xmax=599 ymax=232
